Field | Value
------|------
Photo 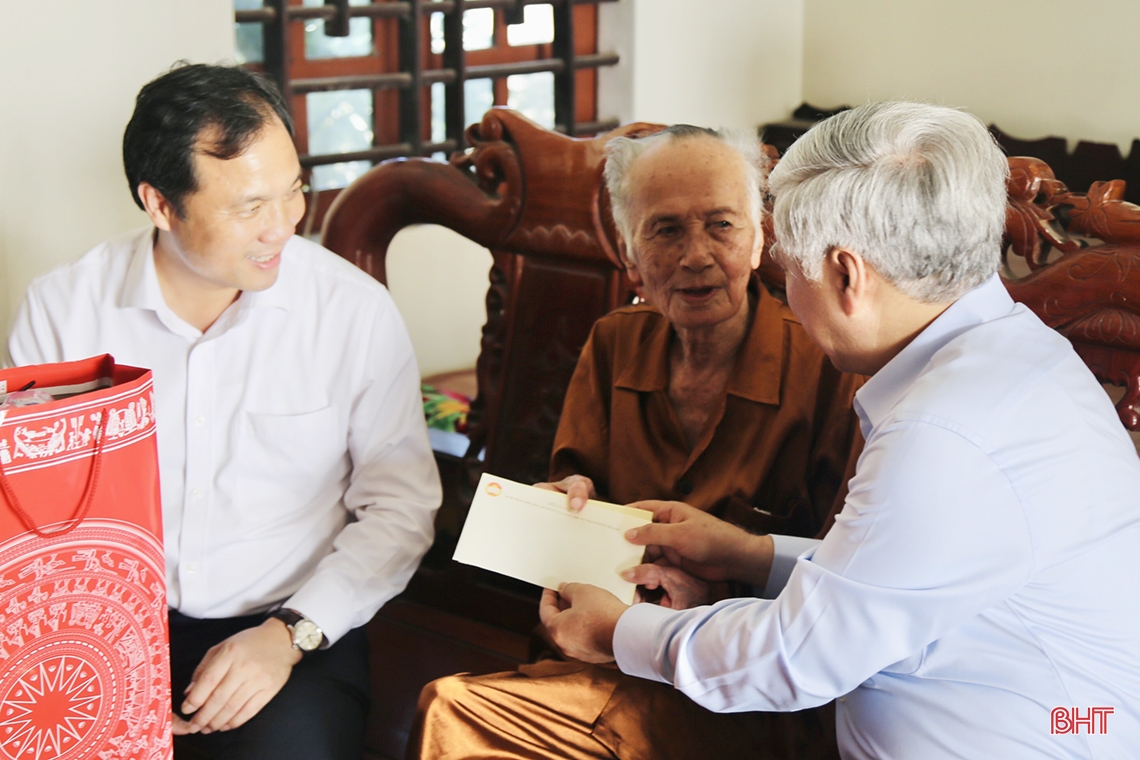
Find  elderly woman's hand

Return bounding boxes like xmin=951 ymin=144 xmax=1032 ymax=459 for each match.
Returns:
xmin=539 ymin=583 xmax=627 ymax=664
xmin=534 ymin=474 xmax=597 ymax=513
xmin=625 ymin=560 xmax=710 ymax=609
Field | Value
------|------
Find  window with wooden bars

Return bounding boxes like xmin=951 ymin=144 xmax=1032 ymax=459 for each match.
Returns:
xmin=233 ymin=0 xmax=620 ymax=230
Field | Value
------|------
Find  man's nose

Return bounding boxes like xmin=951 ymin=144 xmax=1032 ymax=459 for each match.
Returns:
xmin=263 ymin=198 xmax=302 ymax=242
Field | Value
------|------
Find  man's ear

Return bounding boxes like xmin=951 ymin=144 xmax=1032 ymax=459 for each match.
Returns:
xmin=826 ymin=247 xmax=870 ymax=316
xmin=137 ymin=183 xmax=178 ymax=232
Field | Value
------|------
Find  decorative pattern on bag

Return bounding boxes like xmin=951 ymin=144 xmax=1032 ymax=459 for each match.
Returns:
xmin=0 ymin=520 xmax=169 ymax=760
xmin=0 ymin=393 xmax=154 ymax=473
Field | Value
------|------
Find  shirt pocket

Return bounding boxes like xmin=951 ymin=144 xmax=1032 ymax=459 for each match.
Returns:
xmin=243 ymin=405 xmax=345 ymax=490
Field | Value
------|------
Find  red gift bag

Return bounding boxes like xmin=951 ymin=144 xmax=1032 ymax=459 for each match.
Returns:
xmin=0 ymin=355 xmax=170 ymax=760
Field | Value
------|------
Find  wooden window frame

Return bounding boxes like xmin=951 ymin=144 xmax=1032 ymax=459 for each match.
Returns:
xmin=235 ymin=0 xmax=620 ymax=228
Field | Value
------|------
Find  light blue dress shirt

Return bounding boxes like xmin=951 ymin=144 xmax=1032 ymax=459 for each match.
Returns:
xmin=614 ymin=275 xmax=1140 ymax=758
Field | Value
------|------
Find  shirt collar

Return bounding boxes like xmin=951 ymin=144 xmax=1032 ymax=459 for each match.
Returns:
xmin=614 ymin=274 xmax=785 ymax=406
xmin=117 ymin=227 xmax=296 ymax=315
xmin=240 ymin=237 xmax=297 ymax=312
xmin=853 ymin=274 xmax=1016 ymax=437
xmin=118 ymin=227 xmax=165 ymax=312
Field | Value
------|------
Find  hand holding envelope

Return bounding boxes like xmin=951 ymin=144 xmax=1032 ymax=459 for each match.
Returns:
xmin=452 ymin=473 xmax=652 ymax=604
xmin=452 ymin=475 xmax=773 ymax=663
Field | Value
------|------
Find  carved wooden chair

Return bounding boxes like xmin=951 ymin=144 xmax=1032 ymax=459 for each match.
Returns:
xmin=325 ymin=109 xmax=641 ymax=494
xmin=320 ymin=109 xmax=1140 ymax=758
xmin=1003 ymin=157 xmax=1140 ymax=431
xmin=323 ymin=110 xmax=653 ymax=630
xmin=322 ymin=109 xmax=657 ymax=758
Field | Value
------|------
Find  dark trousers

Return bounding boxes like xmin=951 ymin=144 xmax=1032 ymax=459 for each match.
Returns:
xmin=169 ymin=609 xmax=370 ymax=760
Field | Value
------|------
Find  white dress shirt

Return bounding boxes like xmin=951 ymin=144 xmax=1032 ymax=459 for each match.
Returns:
xmin=7 ymin=227 xmax=441 ymax=644
xmin=614 ymin=275 xmax=1140 ymax=758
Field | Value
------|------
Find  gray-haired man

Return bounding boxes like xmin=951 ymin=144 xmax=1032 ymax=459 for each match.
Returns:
xmin=543 ymin=102 xmax=1140 ymax=758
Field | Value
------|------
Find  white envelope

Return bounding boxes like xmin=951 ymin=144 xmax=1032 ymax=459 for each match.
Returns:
xmin=453 ymin=473 xmax=652 ymax=604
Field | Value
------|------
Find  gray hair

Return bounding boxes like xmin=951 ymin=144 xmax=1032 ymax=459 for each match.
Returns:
xmin=604 ymin=125 xmax=769 ymax=253
xmin=768 ymin=102 xmax=1009 ymax=303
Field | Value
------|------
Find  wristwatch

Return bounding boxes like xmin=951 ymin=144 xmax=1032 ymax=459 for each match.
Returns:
xmin=269 ymin=608 xmax=325 ymax=653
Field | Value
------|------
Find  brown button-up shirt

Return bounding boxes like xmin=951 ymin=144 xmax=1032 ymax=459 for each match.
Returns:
xmin=550 ymin=276 xmax=863 ymax=539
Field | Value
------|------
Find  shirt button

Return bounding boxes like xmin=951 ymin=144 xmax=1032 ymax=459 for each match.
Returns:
xmin=186 ymin=563 xmax=198 ymax=575
xmin=839 ymin=697 xmax=846 ymax=703
xmin=190 ymin=488 xmax=203 ymax=499
xmin=194 ymin=415 xmax=206 ymax=426
xmin=676 ymin=480 xmax=694 ymax=496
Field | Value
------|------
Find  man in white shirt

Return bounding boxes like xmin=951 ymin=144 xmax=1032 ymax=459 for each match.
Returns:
xmin=539 ymin=102 xmax=1140 ymax=758
xmin=6 ymin=63 xmax=441 ymax=759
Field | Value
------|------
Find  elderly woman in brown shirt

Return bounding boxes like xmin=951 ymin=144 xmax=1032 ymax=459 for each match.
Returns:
xmin=408 ymin=126 xmax=863 ymax=760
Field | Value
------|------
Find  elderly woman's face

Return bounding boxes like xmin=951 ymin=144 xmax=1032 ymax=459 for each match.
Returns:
xmin=623 ymin=137 xmax=761 ymax=332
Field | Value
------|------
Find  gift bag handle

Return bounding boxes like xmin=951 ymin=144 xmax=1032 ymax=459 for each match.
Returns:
xmin=0 ymin=407 xmax=109 ymax=538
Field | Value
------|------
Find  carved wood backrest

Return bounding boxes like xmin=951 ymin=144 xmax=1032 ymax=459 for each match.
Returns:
xmin=1003 ymin=157 xmax=1140 ymax=431
xmin=321 ymin=111 xmax=1140 ymax=504
xmin=321 ymin=109 xmax=663 ymax=490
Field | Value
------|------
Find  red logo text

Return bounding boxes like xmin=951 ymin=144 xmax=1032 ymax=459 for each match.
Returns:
xmin=1051 ymin=707 xmax=1113 ymax=735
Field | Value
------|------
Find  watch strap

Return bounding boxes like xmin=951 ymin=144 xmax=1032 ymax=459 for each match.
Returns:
xmin=269 ymin=608 xmax=325 ymax=653
xmin=270 ymin=608 xmax=305 ymax=628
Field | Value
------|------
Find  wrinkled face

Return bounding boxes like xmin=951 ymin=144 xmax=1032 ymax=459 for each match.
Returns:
xmin=162 ymin=117 xmax=305 ymax=294
xmin=622 ymin=137 xmax=761 ymax=332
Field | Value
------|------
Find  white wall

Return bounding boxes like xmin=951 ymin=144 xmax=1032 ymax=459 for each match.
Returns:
xmin=803 ymin=0 xmax=1140 ymax=152
xmin=385 ymin=226 xmax=491 ymax=377
xmin=600 ymin=0 xmax=804 ymax=129
xmin=13 ymin=2 xmax=1138 ymax=377
xmin=0 ymin=0 xmax=235 ymax=343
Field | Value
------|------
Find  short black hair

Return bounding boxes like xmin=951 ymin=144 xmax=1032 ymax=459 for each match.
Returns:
xmin=122 ymin=62 xmax=294 ymax=217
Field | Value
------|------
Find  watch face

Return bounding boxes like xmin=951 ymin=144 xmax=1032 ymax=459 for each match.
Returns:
xmin=293 ymin=619 xmax=323 ymax=652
